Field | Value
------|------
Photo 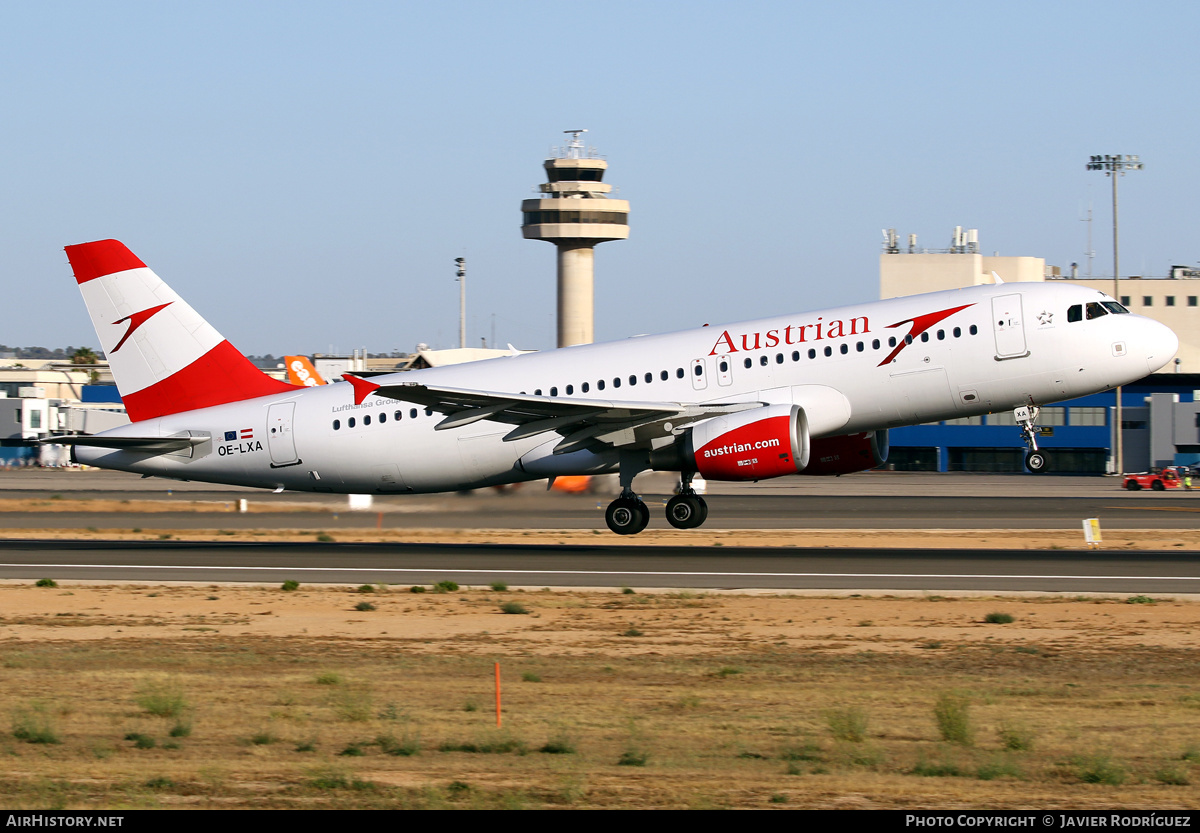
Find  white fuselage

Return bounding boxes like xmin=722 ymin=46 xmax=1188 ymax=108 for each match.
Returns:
xmin=74 ymin=281 xmax=1177 ymax=493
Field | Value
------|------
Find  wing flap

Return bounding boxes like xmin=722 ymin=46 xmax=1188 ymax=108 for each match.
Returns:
xmin=369 ymin=382 xmax=762 ymax=451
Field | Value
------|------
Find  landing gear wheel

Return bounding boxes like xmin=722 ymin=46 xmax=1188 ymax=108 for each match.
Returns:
xmin=606 ymin=497 xmax=650 ymax=535
xmin=1024 ymin=451 xmax=1048 ymax=474
xmin=666 ymin=493 xmax=708 ymax=529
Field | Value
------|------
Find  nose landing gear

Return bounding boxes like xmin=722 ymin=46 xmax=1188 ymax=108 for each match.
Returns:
xmin=1016 ymin=404 xmax=1049 ymax=474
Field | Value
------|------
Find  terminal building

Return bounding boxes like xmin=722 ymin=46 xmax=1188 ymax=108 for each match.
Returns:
xmin=881 ymin=228 xmax=1200 ymax=473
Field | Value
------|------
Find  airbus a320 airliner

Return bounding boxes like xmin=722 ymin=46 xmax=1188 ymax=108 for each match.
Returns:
xmin=52 ymin=239 xmax=1178 ymax=534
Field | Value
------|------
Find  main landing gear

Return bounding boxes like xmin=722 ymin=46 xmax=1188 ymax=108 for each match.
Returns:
xmin=665 ymin=472 xmax=707 ymax=530
xmin=603 ymin=455 xmax=709 ymax=535
xmin=605 ymin=494 xmax=651 ymax=535
xmin=1015 ymin=404 xmax=1048 ymax=474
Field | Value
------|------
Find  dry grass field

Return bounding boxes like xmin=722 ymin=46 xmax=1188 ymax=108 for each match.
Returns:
xmin=0 ymin=581 xmax=1198 ymax=809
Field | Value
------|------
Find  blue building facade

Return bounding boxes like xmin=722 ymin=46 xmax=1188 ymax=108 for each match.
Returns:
xmin=886 ymin=373 xmax=1200 ymax=474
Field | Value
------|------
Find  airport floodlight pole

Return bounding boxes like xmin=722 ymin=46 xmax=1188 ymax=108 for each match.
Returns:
xmin=1087 ymin=154 xmax=1143 ymax=475
xmin=454 ymin=257 xmax=466 ymax=350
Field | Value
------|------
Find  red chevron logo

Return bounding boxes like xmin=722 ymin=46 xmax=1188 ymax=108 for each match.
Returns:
xmin=877 ymin=303 xmax=975 ymax=367
xmin=111 ymin=302 xmax=173 ymax=352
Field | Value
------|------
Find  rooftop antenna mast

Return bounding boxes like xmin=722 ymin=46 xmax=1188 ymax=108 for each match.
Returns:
xmin=454 ymin=257 xmax=466 ymax=350
xmin=563 ymin=128 xmax=587 ymax=158
xmin=1081 ymin=202 xmax=1094 ymax=279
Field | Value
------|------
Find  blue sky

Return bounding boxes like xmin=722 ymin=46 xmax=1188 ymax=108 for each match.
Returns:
xmin=3 ymin=1 xmax=1197 ymax=355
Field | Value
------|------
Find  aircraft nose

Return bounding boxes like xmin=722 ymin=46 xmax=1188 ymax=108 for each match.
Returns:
xmin=1144 ymin=318 xmax=1179 ymax=373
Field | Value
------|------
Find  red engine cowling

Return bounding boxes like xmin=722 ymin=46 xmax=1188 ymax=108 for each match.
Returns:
xmin=687 ymin=404 xmax=810 ymax=481
xmin=801 ymin=430 xmax=889 ymax=476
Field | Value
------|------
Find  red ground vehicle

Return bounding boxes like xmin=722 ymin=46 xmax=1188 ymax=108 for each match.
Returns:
xmin=1123 ymin=467 xmax=1185 ymax=491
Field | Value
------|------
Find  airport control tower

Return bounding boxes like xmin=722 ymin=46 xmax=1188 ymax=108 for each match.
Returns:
xmin=521 ymin=130 xmax=629 ymax=347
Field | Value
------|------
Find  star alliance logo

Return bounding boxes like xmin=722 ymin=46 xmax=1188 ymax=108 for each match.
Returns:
xmin=1037 ymin=310 xmax=1054 ymax=326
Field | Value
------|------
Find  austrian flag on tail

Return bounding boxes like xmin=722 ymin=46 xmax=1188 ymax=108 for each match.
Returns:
xmin=64 ymin=240 xmax=297 ymax=422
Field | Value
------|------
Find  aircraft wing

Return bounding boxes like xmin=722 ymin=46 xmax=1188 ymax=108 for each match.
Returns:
xmin=362 ymin=379 xmax=762 ymax=454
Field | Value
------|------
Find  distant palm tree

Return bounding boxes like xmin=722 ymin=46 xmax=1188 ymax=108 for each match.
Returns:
xmin=70 ymin=347 xmax=98 ymax=365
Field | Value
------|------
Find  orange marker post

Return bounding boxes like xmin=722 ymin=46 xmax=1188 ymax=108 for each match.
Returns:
xmin=495 ymin=662 xmax=502 ymax=727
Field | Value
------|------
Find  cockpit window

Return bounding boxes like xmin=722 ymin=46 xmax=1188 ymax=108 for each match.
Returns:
xmin=1102 ymin=301 xmax=1129 ymax=314
xmin=1085 ymin=302 xmax=1108 ymax=320
xmin=1067 ymin=304 xmax=1083 ymax=323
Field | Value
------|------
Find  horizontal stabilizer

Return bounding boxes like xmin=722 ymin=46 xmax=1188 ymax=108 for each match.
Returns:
xmin=38 ymin=435 xmax=207 ymax=451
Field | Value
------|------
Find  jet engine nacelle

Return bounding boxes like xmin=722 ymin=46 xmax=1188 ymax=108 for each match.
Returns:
xmin=686 ymin=404 xmax=810 ymax=481
xmin=800 ymin=429 xmax=889 ymax=476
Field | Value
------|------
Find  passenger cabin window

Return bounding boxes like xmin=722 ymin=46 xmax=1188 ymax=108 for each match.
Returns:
xmin=1067 ymin=304 xmax=1083 ymax=323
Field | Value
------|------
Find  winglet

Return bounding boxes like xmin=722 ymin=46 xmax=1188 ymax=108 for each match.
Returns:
xmin=343 ymin=374 xmax=381 ymax=405
xmin=991 ymin=271 xmax=1004 ymax=285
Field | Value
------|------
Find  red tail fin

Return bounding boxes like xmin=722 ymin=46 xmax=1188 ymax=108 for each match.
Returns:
xmin=66 ymin=239 xmax=298 ymax=422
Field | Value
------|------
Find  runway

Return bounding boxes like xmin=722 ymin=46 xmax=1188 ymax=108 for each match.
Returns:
xmin=1 ymin=539 xmax=1197 ymax=594
xmin=2 ymin=470 xmax=1199 ymax=531
xmin=1 ymin=469 xmax=1196 ymax=592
